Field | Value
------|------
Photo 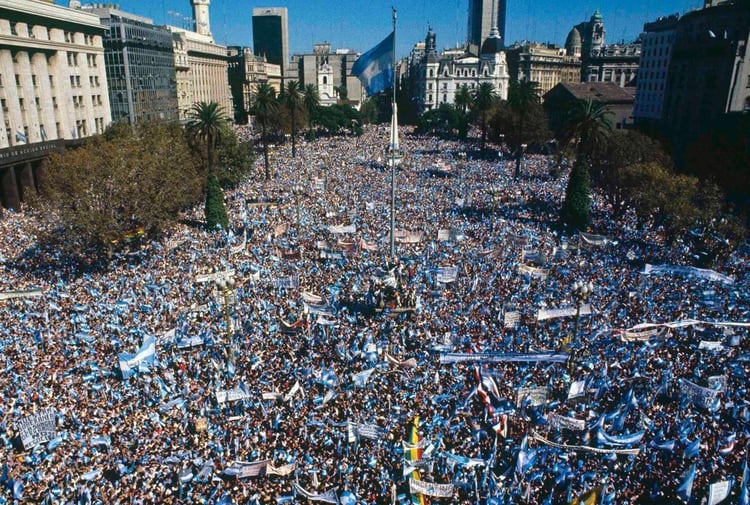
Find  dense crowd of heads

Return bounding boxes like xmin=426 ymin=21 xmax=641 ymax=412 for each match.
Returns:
xmin=0 ymin=125 xmax=748 ymax=504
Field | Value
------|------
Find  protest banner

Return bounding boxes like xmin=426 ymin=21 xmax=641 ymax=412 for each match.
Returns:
xmin=16 ymin=408 xmax=56 ymax=449
xmin=0 ymin=288 xmax=43 ymax=301
xmin=516 ymin=387 xmax=547 ymax=408
xmin=547 ymin=413 xmax=586 ymax=431
xmin=409 ymin=478 xmax=454 ymax=498
xmin=537 ymin=303 xmax=592 ymax=321
xmin=195 ymin=270 xmax=235 ymax=284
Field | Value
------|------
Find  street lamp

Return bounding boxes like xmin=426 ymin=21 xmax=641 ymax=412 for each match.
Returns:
xmin=568 ymin=280 xmax=595 ymax=372
xmin=215 ymin=275 xmax=236 ymax=359
xmin=292 ymin=184 xmax=303 ymax=230
xmin=515 ymin=143 xmax=527 ymax=179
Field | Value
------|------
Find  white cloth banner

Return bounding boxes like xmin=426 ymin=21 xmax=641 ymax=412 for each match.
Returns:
xmin=537 ymin=304 xmax=592 ymax=321
xmin=393 ymin=230 xmax=424 ymax=244
xmin=223 ymin=460 xmax=269 ymax=478
xmin=328 ymin=224 xmax=356 ymax=234
xmin=568 ymin=380 xmax=587 ymax=399
xmin=708 ymin=480 xmax=732 ymax=505
xmin=516 ymin=387 xmax=547 ymax=408
xmin=16 ymin=409 xmax=56 ymax=450
xmin=293 ymin=484 xmax=339 ymax=503
xmin=216 ymin=384 xmax=251 ymax=404
xmin=347 ymin=422 xmax=386 ymax=441
xmin=643 ymin=263 xmax=734 ymax=285
xmin=0 ymin=288 xmax=43 ymax=300
xmin=504 ymin=311 xmax=521 ymax=328
xmin=436 ymin=267 xmax=459 ymax=284
xmin=579 ymin=232 xmax=613 ymax=246
xmin=267 ymin=462 xmax=296 ymax=476
xmin=679 ymin=378 xmax=720 ymax=409
xmin=698 ymin=340 xmax=725 ymax=351
xmin=532 ymin=431 xmax=640 ymax=455
xmin=409 ymin=478 xmax=454 ymax=498
xmin=547 ymin=413 xmax=586 ymax=431
xmin=518 ymin=264 xmax=548 ymax=279
xmin=626 ymin=319 xmax=750 ymax=333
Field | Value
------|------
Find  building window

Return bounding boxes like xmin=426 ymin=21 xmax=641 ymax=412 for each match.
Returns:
xmin=10 ymin=22 xmax=17 ymax=36
xmin=19 ymin=98 xmax=24 ymax=111
xmin=744 ymin=97 xmax=750 ymax=113
xmin=15 ymin=74 xmax=20 ymax=86
xmin=443 ymin=94 xmax=447 ymax=102
xmin=52 ymin=97 xmax=57 ymax=108
xmin=0 ymin=99 xmax=6 ymax=112
xmin=322 ymin=76 xmax=327 ymax=84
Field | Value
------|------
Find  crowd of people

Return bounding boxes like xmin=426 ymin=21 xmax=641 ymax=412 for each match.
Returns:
xmin=0 ymin=124 xmax=748 ymax=505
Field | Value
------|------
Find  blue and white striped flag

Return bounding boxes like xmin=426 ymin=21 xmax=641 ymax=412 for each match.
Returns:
xmin=677 ymin=463 xmax=696 ymax=502
xmin=117 ymin=336 xmax=156 ymax=378
xmin=351 ymin=32 xmax=394 ymax=96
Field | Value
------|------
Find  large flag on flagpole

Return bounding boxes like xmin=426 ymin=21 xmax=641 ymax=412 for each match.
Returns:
xmin=352 ymin=32 xmax=395 ymax=96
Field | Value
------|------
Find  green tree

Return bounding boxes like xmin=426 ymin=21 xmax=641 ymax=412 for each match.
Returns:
xmin=36 ymin=122 xmax=202 ymax=256
xmin=250 ymin=82 xmax=278 ymax=180
xmin=303 ymin=83 xmax=320 ymax=135
xmin=416 ymin=104 xmax=467 ymax=139
xmin=186 ymin=101 xmax=230 ymax=230
xmin=563 ymin=98 xmax=613 ymax=160
xmin=560 ymin=156 xmax=591 ymax=230
xmin=491 ymin=81 xmax=551 ymax=177
xmin=454 ymin=84 xmax=473 ymax=115
xmin=214 ymin=129 xmax=255 ymax=189
xmin=186 ymin=101 xmax=229 ymax=174
xmin=472 ymin=82 xmax=498 ymax=149
xmin=205 ymin=173 xmax=229 ymax=230
xmin=284 ymin=80 xmax=304 ymax=158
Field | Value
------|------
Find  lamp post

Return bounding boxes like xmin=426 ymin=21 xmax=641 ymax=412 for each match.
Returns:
xmin=215 ymin=275 xmax=236 ymax=359
xmin=514 ymin=143 xmax=527 ymax=179
xmin=568 ymin=280 xmax=594 ymax=372
xmin=292 ymin=184 xmax=303 ymax=231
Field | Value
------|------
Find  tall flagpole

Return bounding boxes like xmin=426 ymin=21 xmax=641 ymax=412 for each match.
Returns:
xmin=389 ymin=6 xmax=401 ymax=258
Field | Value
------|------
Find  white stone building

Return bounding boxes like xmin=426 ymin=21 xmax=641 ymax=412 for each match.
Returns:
xmin=411 ymin=27 xmax=509 ymax=113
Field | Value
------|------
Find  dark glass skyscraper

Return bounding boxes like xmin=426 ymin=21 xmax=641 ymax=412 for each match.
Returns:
xmin=252 ymin=7 xmax=289 ymax=76
xmin=467 ymin=0 xmax=506 ymax=48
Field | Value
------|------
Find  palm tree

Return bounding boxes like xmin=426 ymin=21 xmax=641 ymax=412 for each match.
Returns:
xmin=564 ymin=98 xmax=613 ymax=162
xmin=303 ymin=83 xmax=320 ymax=133
xmin=186 ymin=101 xmax=230 ymax=230
xmin=250 ymin=82 xmax=278 ymax=180
xmin=508 ymin=81 xmax=541 ymax=178
xmin=454 ymin=84 xmax=473 ymax=115
xmin=186 ymin=101 xmax=228 ymax=174
xmin=284 ymin=80 xmax=304 ymax=158
xmin=472 ymin=82 xmax=498 ymax=149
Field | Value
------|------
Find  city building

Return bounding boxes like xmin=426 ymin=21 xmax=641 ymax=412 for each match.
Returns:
xmin=504 ymin=42 xmax=581 ymax=97
xmin=662 ymin=0 xmax=750 ymax=148
xmin=544 ymin=82 xmax=636 ymax=136
xmin=291 ymin=43 xmax=364 ymax=107
xmin=633 ymin=14 xmax=680 ymax=129
xmin=252 ymin=7 xmax=289 ymax=79
xmin=81 ymin=5 xmax=179 ymax=124
xmin=583 ymin=42 xmax=641 ymax=86
xmin=0 ymin=0 xmax=111 ymax=211
xmin=410 ymin=26 xmax=509 ymax=113
xmin=168 ymin=0 xmax=232 ymax=121
xmin=227 ymin=46 xmax=281 ymax=123
xmin=467 ymin=0 xmax=507 ymax=53
xmin=567 ymin=10 xmax=641 ymax=88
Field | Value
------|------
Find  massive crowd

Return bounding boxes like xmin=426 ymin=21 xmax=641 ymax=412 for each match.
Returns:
xmin=0 ymin=125 xmax=748 ymax=505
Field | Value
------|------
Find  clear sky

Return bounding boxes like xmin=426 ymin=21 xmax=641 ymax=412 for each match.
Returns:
xmin=61 ymin=0 xmax=704 ymax=58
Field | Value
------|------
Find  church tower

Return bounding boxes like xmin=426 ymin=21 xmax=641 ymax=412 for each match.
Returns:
xmin=191 ymin=0 xmax=212 ymax=38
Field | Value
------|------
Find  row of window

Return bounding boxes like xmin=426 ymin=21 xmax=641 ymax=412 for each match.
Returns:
xmin=66 ymin=52 xmax=99 ymax=68
xmin=7 ymin=24 xmax=97 ymax=45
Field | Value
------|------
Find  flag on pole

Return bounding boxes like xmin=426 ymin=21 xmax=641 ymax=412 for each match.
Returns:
xmin=677 ymin=463 xmax=696 ymax=502
xmin=352 ymin=32 xmax=395 ymax=96
xmin=406 ymin=416 xmax=426 ymax=505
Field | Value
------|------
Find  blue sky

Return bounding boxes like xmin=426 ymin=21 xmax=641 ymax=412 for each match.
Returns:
xmin=62 ymin=0 xmax=704 ymax=58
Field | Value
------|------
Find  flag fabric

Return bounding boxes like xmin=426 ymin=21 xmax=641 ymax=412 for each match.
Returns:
xmin=570 ymin=487 xmax=600 ymax=505
xmin=351 ymin=32 xmax=394 ymax=96
xmin=117 ymin=335 xmax=156 ymax=378
xmin=493 ymin=414 xmax=508 ymax=437
xmin=677 ymin=463 xmax=696 ymax=502
xmin=406 ymin=416 xmax=426 ymax=505
xmin=740 ymin=457 xmax=749 ymax=505
xmin=708 ymin=480 xmax=732 ymax=505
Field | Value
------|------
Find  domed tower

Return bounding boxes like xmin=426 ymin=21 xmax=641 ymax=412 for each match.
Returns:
xmin=565 ymin=27 xmax=582 ymax=58
xmin=589 ymin=8 xmax=605 ymax=53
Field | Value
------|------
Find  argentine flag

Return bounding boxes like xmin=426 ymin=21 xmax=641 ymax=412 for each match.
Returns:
xmin=352 ymin=32 xmax=394 ymax=96
xmin=117 ymin=335 xmax=156 ymax=378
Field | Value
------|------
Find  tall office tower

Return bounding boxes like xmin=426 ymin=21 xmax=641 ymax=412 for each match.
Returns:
xmin=191 ymin=0 xmax=212 ymax=38
xmin=467 ymin=0 xmax=506 ymax=49
xmin=252 ymin=7 xmax=289 ymax=76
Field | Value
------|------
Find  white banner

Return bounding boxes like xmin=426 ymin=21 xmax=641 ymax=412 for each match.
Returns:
xmin=504 ymin=311 xmax=520 ymax=328
xmin=532 ymin=430 xmax=640 ymax=455
xmin=518 ymin=264 xmax=547 ymax=279
xmin=393 ymin=230 xmax=424 ymax=244
xmin=216 ymin=384 xmax=251 ymax=404
xmin=328 ymin=224 xmax=356 ymax=234
xmin=293 ymin=484 xmax=339 ymax=504
xmin=223 ymin=460 xmax=269 ymax=478
xmin=547 ymin=413 xmax=586 ymax=431
xmin=643 ymin=264 xmax=734 ymax=285
xmin=618 ymin=327 xmax=666 ymax=342
xmin=579 ymin=232 xmax=613 ymax=246
xmin=679 ymin=378 xmax=720 ymax=409
xmin=708 ymin=480 xmax=732 ymax=505
xmin=409 ymin=478 xmax=454 ymax=498
xmin=536 ymin=304 xmax=592 ymax=321
xmin=273 ymin=276 xmax=299 ymax=289
xmin=0 ymin=288 xmax=43 ymax=301
xmin=347 ymin=422 xmax=386 ymax=441
xmin=267 ymin=462 xmax=296 ymax=477
xmin=698 ymin=340 xmax=725 ymax=351
xmin=16 ymin=409 xmax=56 ymax=450
xmin=195 ymin=270 xmax=235 ymax=284
xmin=516 ymin=387 xmax=547 ymax=408
xmin=436 ymin=267 xmax=459 ymax=284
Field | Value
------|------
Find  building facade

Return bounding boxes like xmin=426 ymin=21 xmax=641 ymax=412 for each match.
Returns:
xmin=662 ymin=0 xmax=750 ymax=148
xmin=633 ymin=14 xmax=679 ymax=127
xmin=467 ymin=0 xmax=507 ymax=52
xmin=583 ymin=42 xmax=641 ymax=87
xmin=411 ymin=27 xmax=509 ymax=113
xmin=505 ymin=42 xmax=581 ymax=96
xmin=83 ymin=6 xmax=179 ymax=124
xmin=544 ymin=82 xmax=635 ymax=136
xmin=292 ymin=43 xmax=364 ymax=107
xmin=0 ymin=0 xmax=111 ymax=211
xmin=252 ymin=7 xmax=289 ymax=78
xmin=227 ymin=46 xmax=281 ymax=123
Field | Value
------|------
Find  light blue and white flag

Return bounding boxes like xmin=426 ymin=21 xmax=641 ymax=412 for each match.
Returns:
xmin=677 ymin=463 xmax=696 ymax=502
xmin=117 ymin=336 xmax=156 ymax=378
xmin=740 ymin=457 xmax=749 ymax=505
xmin=352 ymin=32 xmax=394 ymax=96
